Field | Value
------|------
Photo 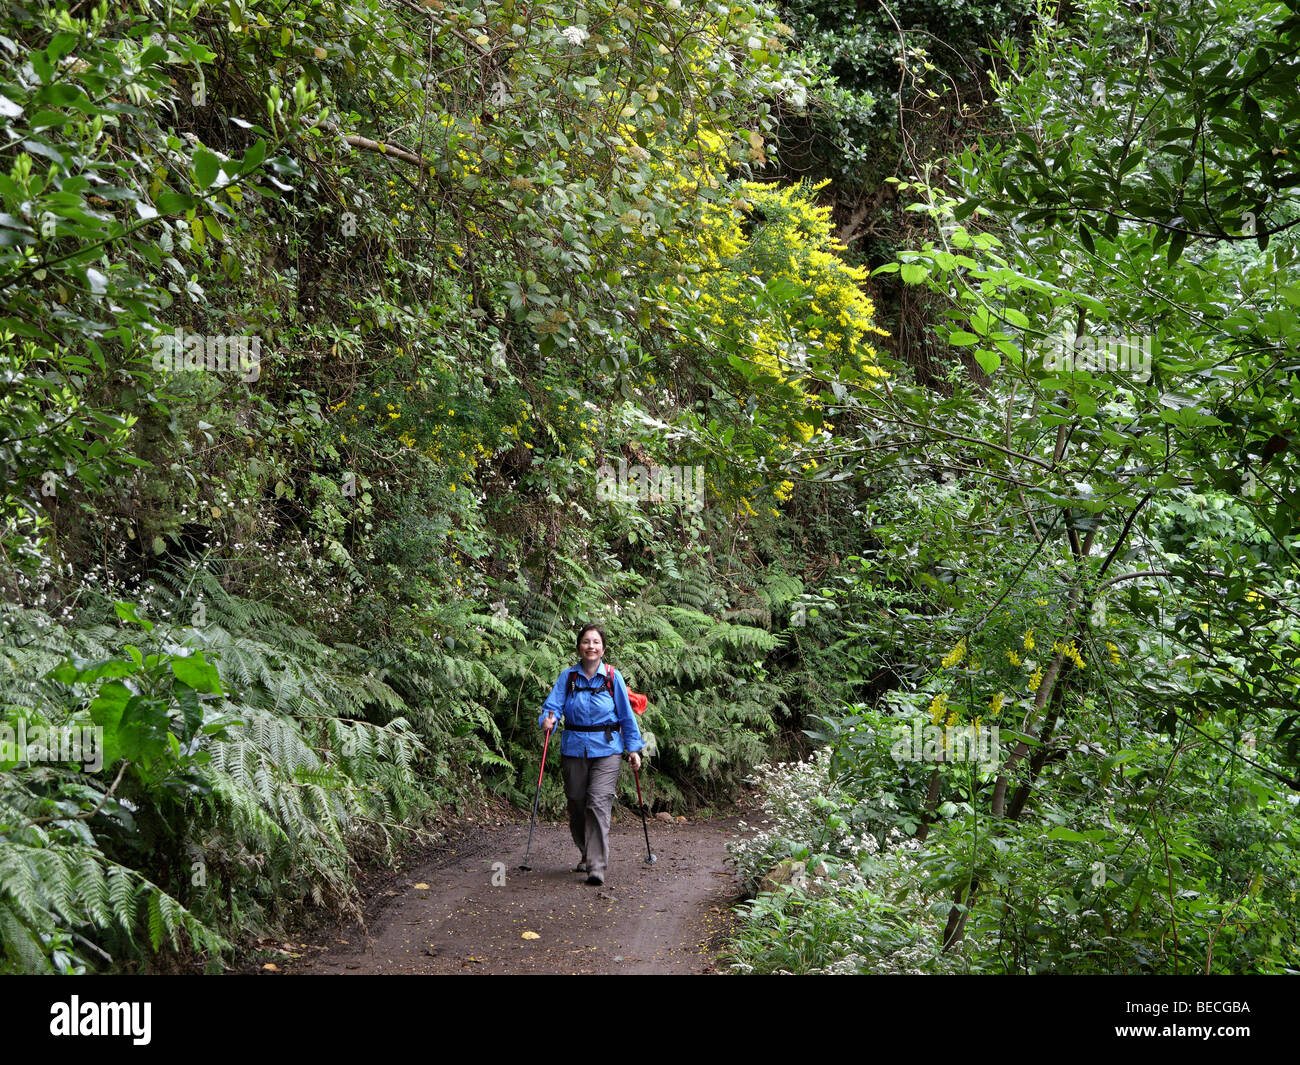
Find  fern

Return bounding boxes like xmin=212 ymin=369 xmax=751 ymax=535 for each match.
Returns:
xmin=0 ymin=841 xmax=228 ymax=973
xmin=1 ymin=572 xmax=440 ymax=971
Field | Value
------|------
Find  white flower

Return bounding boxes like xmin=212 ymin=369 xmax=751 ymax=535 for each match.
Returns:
xmin=561 ymin=25 xmax=588 ymax=47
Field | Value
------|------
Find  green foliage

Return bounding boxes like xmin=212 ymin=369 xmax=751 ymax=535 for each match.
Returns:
xmin=725 ymin=751 xmax=960 ymax=974
xmin=775 ymin=0 xmax=1027 ymax=187
xmin=0 ymin=578 xmax=435 ymax=972
xmin=723 ymin=0 xmax=1300 ymax=976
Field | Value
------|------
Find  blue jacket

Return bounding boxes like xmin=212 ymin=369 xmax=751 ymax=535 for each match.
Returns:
xmin=539 ymin=660 xmax=644 ymax=758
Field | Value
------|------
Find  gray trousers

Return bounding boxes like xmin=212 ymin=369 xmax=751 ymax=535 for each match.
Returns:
xmin=562 ymin=753 xmax=621 ymax=876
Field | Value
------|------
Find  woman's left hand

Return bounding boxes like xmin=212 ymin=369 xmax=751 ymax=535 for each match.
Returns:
xmin=628 ymin=752 xmax=641 ymax=771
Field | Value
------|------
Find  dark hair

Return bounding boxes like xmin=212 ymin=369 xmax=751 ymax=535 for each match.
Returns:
xmin=575 ymin=624 xmax=606 ymax=653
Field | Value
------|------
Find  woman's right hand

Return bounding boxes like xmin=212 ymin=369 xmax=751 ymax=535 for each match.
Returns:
xmin=542 ymin=714 xmax=556 ymax=732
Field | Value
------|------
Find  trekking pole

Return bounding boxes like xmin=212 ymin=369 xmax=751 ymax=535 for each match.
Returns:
xmin=519 ymin=725 xmax=553 ymax=871
xmin=632 ymin=762 xmax=657 ymax=865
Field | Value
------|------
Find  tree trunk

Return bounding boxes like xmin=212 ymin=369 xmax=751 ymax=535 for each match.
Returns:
xmin=916 ymin=766 xmax=942 ymax=843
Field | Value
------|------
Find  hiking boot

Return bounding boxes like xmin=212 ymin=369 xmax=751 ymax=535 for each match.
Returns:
xmin=574 ymin=855 xmax=589 ymax=873
xmin=584 ymin=873 xmax=604 ymax=886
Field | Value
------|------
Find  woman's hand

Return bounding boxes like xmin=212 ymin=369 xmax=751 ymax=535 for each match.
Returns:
xmin=542 ymin=714 xmax=555 ymax=732
xmin=627 ymin=752 xmax=641 ymax=771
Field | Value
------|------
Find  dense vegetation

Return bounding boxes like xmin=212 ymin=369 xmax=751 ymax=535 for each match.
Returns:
xmin=2 ymin=0 xmax=1297 ymax=975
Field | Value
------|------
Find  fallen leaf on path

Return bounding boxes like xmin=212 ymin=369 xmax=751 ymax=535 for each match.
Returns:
xmin=521 ymin=931 xmax=540 ymax=940
xmin=262 ymin=963 xmax=280 ymax=972
xmin=413 ymin=883 xmax=430 ymax=889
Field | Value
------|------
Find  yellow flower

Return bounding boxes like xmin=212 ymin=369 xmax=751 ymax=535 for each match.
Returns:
xmin=988 ymin=693 xmax=1005 ymax=717
xmin=1027 ymin=667 xmax=1043 ymax=693
xmin=941 ymin=638 xmax=967 ymax=669
xmin=1052 ymin=639 xmax=1086 ymax=670
xmin=1023 ymin=629 xmax=1035 ymax=652
xmin=928 ymin=693 xmax=949 ymax=725
xmin=1006 ymin=650 xmax=1021 ymax=667
xmin=1106 ymin=641 xmax=1120 ymax=665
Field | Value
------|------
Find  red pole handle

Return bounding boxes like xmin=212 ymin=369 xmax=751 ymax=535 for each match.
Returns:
xmin=537 ymin=726 xmax=552 ymax=787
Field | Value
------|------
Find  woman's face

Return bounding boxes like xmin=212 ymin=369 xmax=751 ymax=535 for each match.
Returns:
xmin=579 ymin=630 xmax=604 ymax=663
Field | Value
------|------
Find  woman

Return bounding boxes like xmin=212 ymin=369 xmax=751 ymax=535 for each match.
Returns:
xmin=539 ymin=624 xmax=643 ymax=886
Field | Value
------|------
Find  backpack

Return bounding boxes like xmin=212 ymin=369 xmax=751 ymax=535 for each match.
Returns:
xmin=564 ymin=666 xmax=648 ymax=715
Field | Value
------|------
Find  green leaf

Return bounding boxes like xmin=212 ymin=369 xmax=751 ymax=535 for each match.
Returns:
xmin=239 ymin=138 xmax=267 ymax=175
xmin=193 ymin=148 xmax=220 ymax=191
xmin=170 ymin=654 xmax=222 ymax=695
xmin=114 ymin=602 xmax=154 ymax=631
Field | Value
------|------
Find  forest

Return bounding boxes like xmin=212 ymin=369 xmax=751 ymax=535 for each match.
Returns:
xmin=1 ymin=0 xmax=1297 ymax=979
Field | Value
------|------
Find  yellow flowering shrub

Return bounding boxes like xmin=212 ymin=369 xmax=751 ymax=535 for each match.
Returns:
xmin=656 ymin=170 xmax=889 ymax=410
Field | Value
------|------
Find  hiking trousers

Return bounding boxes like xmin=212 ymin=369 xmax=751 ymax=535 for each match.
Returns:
xmin=562 ymin=753 xmax=621 ymax=878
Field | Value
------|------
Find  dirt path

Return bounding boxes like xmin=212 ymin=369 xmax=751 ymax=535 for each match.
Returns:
xmin=288 ymin=812 xmax=745 ymax=975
